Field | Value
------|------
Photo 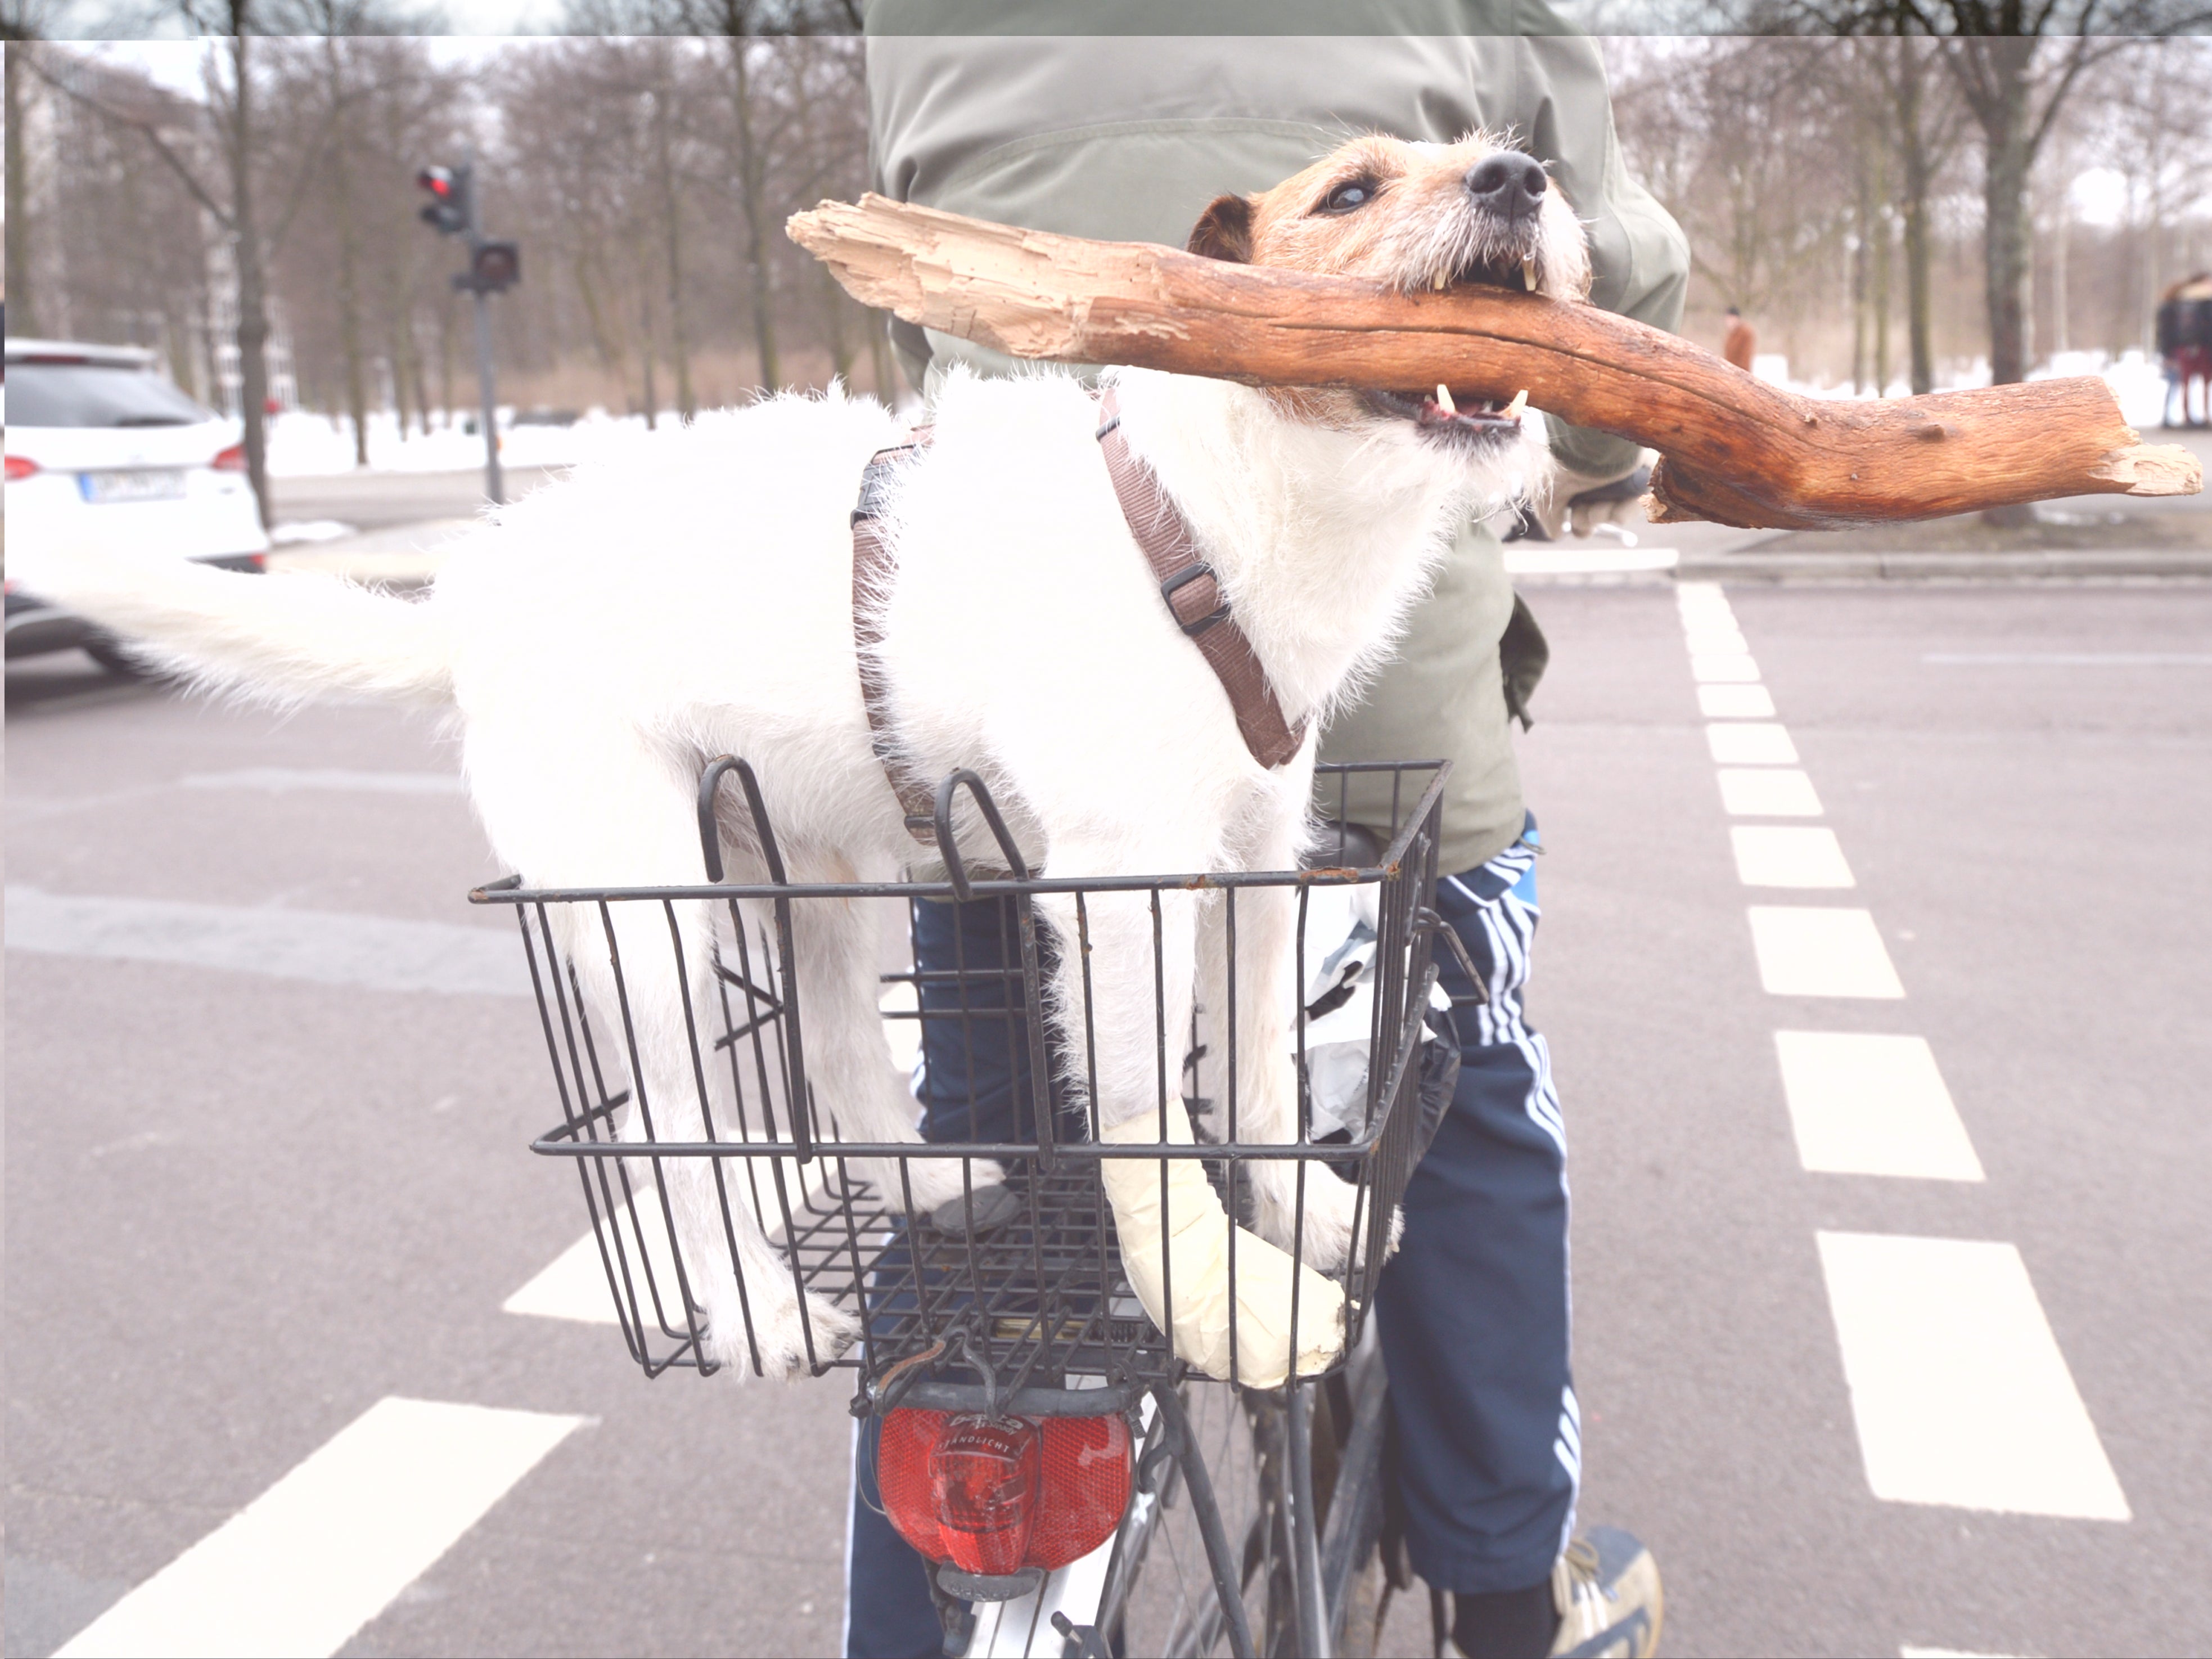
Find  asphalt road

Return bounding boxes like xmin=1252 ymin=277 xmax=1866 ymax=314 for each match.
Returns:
xmin=271 ymin=467 xmax=570 ymax=533
xmin=7 ymin=574 xmax=2210 ymax=1658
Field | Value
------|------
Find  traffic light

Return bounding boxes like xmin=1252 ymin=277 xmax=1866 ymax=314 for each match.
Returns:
xmin=416 ymin=164 xmax=470 ymax=236
xmin=454 ymin=240 xmax=521 ymax=295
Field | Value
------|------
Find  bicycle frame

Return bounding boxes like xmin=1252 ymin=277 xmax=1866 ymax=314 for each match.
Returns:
xmin=476 ymin=757 xmax=1454 ymax=1656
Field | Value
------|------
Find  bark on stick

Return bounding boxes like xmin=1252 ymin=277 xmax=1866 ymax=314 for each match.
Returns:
xmin=787 ymin=194 xmax=2200 ymax=530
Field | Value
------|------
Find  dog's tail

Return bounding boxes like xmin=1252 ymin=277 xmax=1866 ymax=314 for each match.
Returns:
xmin=15 ymin=542 xmax=455 ymax=708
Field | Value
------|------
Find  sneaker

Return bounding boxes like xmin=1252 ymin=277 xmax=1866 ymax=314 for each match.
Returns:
xmin=1548 ymin=1527 xmax=1663 ymax=1658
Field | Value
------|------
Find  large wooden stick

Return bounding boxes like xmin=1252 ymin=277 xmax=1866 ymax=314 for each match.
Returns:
xmin=789 ymin=195 xmax=2200 ymax=530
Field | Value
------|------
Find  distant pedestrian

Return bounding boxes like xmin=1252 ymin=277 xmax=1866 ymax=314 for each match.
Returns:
xmin=1723 ymin=304 xmax=1757 ymax=372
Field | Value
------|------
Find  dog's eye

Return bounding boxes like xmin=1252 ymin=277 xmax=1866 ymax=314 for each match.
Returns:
xmin=1319 ymin=178 xmax=1377 ymax=214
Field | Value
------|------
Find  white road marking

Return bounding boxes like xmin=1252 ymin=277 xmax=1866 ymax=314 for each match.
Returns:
xmin=1503 ymin=546 xmax=1679 ymax=575
xmin=505 ymin=1199 xmax=685 ymax=1327
xmin=1774 ymin=1032 xmax=1983 ymax=1179
xmin=1718 ymin=768 xmax=1824 ymax=817
xmin=181 ymin=767 xmax=465 ymax=794
xmin=5 ymin=885 xmax=526 ymax=997
xmin=1681 ymin=626 xmax=1750 ymax=656
xmin=54 ymin=1397 xmax=585 ymax=1658
xmin=1900 ymin=1647 xmax=2029 ymax=1657
xmin=1691 ymin=651 xmax=1762 ymax=683
xmin=1747 ymin=907 xmax=1905 ymax=998
xmin=1732 ymin=826 xmax=1855 ymax=888
xmin=508 ymin=1160 xmax=841 ymax=1326
xmin=1706 ymin=722 xmax=1799 ymax=765
xmin=1817 ymin=1233 xmax=2129 ymax=1520
xmin=1922 ymin=651 xmax=2212 ymax=666
xmin=1697 ymin=683 xmax=1777 ymax=718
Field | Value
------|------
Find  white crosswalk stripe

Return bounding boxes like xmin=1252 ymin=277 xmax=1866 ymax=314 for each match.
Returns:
xmin=1774 ymin=1032 xmax=1982 ymax=1180
xmin=1817 ymin=1233 xmax=2129 ymax=1521
xmin=56 ymin=1397 xmax=586 ymax=1658
xmin=1705 ymin=721 xmax=1799 ymax=765
xmin=1717 ymin=767 xmax=1824 ymax=816
xmin=1731 ymin=825 xmax=1855 ymax=888
xmin=1747 ymin=906 xmax=1906 ymax=998
xmin=1697 ymin=682 xmax=1777 ymax=718
xmin=6 ymin=885 xmax=527 ymax=997
xmin=1678 ymin=591 xmax=2127 ymax=1563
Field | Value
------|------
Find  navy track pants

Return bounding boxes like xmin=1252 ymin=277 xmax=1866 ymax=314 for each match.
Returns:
xmin=844 ymin=823 xmax=1575 ymax=1657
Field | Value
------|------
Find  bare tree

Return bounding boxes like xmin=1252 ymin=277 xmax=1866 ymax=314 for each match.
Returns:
xmin=1757 ymin=0 xmax=2209 ymax=388
xmin=2 ymin=4 xmax=66 ymax=335
xmin=36 ymin=7 xmax=344 ymax=521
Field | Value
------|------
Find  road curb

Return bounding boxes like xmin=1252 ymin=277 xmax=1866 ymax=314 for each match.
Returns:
xmin=266 ymin=517 xmax=479 ymax=589
xmin=1675 ymin=547 xmax=2212 ymax=583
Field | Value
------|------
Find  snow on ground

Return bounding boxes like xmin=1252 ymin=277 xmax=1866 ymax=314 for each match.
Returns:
xmin=268 ymin=354 xmax=2183 ymax=481
xmin=1763 ymin=348 xmax=2173 ymax=428
xmin=264 ymin=406 xmax=702 ymax=479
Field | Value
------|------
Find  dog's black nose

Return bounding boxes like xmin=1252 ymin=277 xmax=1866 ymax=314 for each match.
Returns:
xmin=1465 ymin=151 xmax=1549 ymax=221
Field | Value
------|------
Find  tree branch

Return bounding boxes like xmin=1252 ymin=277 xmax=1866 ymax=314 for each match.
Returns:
xmin=787 ymin=194 xmax=2202 ymax=529
xmin=28 ymin=52 xmax=233 ymax=226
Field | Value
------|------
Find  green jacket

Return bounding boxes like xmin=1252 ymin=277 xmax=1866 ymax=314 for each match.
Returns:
xmin=864 ymin=1 xmax=1688 ymax=870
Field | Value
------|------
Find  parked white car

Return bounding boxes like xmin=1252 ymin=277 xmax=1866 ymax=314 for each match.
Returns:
xmin=4 ymin=338 xmax=270 ymax=670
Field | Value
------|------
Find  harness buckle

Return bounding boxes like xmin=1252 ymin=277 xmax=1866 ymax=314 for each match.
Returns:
xmin=1159 ymin=562 xmax=1231 ymax=639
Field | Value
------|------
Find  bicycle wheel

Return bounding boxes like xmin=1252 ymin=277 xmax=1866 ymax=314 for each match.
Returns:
xmin=1093 ymin=1319 xmax=1395 ymax=1659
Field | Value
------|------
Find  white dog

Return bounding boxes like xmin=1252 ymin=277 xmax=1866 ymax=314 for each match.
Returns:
xmin=18 ymin=133 xmax=1589 ymax=1385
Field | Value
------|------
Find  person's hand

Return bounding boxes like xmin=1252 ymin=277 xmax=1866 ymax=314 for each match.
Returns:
xmin=1514 ymin=464 xmax=1653 ymax=542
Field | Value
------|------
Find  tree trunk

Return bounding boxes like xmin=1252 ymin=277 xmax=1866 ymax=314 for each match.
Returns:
xmin=6 ymin=41 xmax=40 ymax=336
xmin=391 ymin=308 xmax=421 ymax=438
xmin=727 ymin=33 xmax=779 ymax=391
xmin=1975 ymin=36 xmax=2038 ymax=389
xmin=2044 ymin=124 xmax=2070 ymax=359
xmin=787 ymin=194 xmax=2202 ymax=529
xmin=1851 ymin=166 xmax=1871 ymax=395
xmin=437 ymin=294 xmax=454 ymax=428
xmin=821 ymin=259 xmax=852 ymax=381
xmin=867 ymin=306 xmax=894 ymax=401
xmin=1896 ymin=37 xmax=1938 ymax=397
xmin=327 ymin=44 xmax=370 ymax=466
xmin=1871 ymin=138 xmax=1892 ymax=396
xmin=227 ymin=23 xmax=273 ymax=528
xmin=654 ymin=83 xmax=696 ymax=421
xmin=639 ymin=285 xmax=659 ymax=430
xmin=1873 ymin=212 xmax=1893 ymax=395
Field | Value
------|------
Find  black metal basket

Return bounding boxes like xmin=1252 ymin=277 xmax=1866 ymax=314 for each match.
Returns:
xmin=474 ymin=759 xmax=1453 ymax=1402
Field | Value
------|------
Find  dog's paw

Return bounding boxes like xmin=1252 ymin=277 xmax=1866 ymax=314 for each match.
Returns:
xmin=704 ymin=1288 xmax=859 ymax=1379
xmin=891 ymin=1157 xmax=1014 ymax=1232
xmin=925 ymin=1181 xmax=1020 ymax=1235
xmin=1250 ymin=1159 xmax=1364 ymax=1274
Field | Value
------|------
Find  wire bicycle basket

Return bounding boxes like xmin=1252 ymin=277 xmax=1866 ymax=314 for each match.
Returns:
xmin=472 ymin=758 xmax=1454 ymax=1409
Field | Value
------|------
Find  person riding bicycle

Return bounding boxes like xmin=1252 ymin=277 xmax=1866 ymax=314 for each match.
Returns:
xmin=846 ymin=7 xmax=1686 ymax=1656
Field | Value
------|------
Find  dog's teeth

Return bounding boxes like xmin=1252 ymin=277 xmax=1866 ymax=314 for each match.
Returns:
xmin=1433 ymin=271 xmax=1448 ymax=293
xmin=1435 ymin=384 xmax=1457 ymax=415
xmin=1522 ymin=259 xmax=1537 ymax=293
xmin=1503 ymin=389 xmax=1529 ymax=420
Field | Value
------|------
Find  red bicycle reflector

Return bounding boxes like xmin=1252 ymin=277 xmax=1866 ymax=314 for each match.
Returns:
xmin=877 ymin=1407 xmax=1133 ymax=1573
xmin=1029 ymin=1411 xmax=1133 ymax=1569
xmin=879 ymin=1406 xmax=949 ymax=1559
xmin=932 ymin=1414 xmax=1040 ymax=1575
xmin=5 ymin=454 xmax=38 ymax=481
xmin=212 ymin=443 xmax=248 ymax=473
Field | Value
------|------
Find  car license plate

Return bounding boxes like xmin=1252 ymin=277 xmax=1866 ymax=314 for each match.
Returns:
xmin=80 ymin=468 xmax=188 ymax=504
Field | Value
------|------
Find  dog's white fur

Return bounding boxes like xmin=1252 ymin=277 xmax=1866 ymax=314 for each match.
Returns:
xmin=19 ymin=133 xmax=1583 ymax=1378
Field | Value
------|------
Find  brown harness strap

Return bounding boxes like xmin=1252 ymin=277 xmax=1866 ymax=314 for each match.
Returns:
xmin=851 ymin=392 xmax=1308 ymax=848
xmin=1093 ymin=388 xmax=1308 ymax=769
xmin=851 ymin=429 xmax=942 ymax=845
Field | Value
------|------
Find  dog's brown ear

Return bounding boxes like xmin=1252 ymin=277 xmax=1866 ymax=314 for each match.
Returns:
xmin=1187 ymin=194 xmax=1255 ymax=264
